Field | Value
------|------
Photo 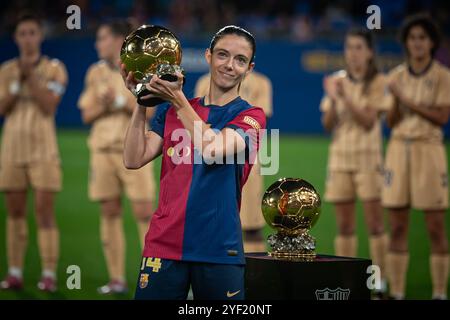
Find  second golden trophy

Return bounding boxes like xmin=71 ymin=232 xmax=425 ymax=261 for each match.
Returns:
xmin=262 ymin=178 xmax=321 ymax=260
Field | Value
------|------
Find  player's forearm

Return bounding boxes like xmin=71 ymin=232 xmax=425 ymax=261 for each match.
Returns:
xmin=345 ymin=98 xmax=376 ymax=130
xmin=386 ymin=99 xmax=402 ymax=128
xmin=0 ymin=92 xmax=17 ymax=116
xmin=413 ymin=106 xmax=449 ymax=126
xmin=124 ymin=98 xmax=135 ymax=114
xmin=123 ymin=105 xmax=147 ymax=169
xmin=171 ymin=92 xmax=214 ymax=151
xmin=170 ymin=92 xmax=244 ymax=158
xmin=28 ymin=82 xmax=59 ymax=115
xmin=321 ymin=101 xmax=337 ymax=132
xmin=81 ymin=104 xmax=106 ymax=124
xmin=145 ymin=107 xmax=156 ymax=120
xmin=401 ymin=96 xmax=449 ymax=126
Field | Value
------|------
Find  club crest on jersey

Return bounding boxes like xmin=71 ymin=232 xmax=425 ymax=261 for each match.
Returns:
xmin=139 ymin=273 xmax=149 ymax=289
xmin=243 ymin=116 xmax=261 ymax=131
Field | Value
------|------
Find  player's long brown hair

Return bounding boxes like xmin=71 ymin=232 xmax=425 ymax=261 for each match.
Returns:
xmin=400 ymin=13 xmax=441 ymax=57
xmin=346 ymin=28 xmax=378 ymax=95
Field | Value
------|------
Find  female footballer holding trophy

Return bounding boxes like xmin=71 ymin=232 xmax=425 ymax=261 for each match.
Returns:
xmin=121 ymin=25 xmax=266 ymax=300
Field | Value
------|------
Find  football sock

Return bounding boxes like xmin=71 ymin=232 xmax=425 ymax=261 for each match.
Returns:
xmin=8 ymin=267 xmax=23 ymax=279
xmin=7 ymin=216 xmax=28 ymax=272
xmin=387 ymin=251 xmax=409 ymax=299
xmin=369 ymin=233 xmax=388 ymax=285
xmin=37 ymin=226 xmax=59 ymax=274
xmin=430 ymin=253 xmax=449 ymax=299
xmin=101 ymin=215 xmax=125 ymax=282
xmin=334 ymin=234 xmax=357 ymax=257
xmin=42 ymin=269 xmax=56 ymax=279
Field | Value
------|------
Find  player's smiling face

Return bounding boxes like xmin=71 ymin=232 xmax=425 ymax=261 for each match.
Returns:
xmin=206 ymin=34 xmax=254 ymax=91
xmin=14 ymin=20 xmax=43 ymax=55
xmin=344 ymin=35 xmax=373 ymax=73
xmin=406 ymin=25 xmax=433 ymax=60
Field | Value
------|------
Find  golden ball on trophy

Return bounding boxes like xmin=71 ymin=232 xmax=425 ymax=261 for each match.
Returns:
xmin=120 ymin=25 xmax=183 ymax=106
xmin=262 ymin=178 xmax=321 ymax=259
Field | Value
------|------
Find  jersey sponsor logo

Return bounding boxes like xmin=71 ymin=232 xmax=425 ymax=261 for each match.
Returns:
xmin=167 ymin=145 xmax=191 ymax=159
xmin=226 ymin=290 xmax=241 ymax=298
xmin=167 ymin=147 xmax=175 ymax=157
xmin=243 ymin=116 xmax=261 ymax=131
xmin=139 ymin=273 xmax=149 ymax=289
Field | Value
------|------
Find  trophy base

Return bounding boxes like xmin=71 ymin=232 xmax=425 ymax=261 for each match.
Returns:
xmin=136 ymin=86 xmax=165 ymax=107
xmin=267 ymin=232 xmax=316 ymax=261
xmin=268 ymin=251 xmax=316 ymax=261
xmin=245 ymin=253 xmax=372 ymax=300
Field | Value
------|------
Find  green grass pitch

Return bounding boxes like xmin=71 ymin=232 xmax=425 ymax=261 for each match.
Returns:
xmin=0 ymin=130 xmax=449 ymax=299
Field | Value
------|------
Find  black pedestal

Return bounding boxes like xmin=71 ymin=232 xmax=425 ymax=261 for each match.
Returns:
xmin=245 ymin=253 xmax=372 ymax=300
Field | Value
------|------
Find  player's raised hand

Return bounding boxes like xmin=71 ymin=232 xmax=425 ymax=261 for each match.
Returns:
xmin=19 ymin=60 xmax=35 ymax=82
xmin=120 ymin=63 xmax=138 ymax=92
xmin=98 ymin=86 xmax=115 ymax=107
xmin=388 ymin=78 xmax=404 ymax=101
xmin=323 ymin=75 xmax=339 ymax=101
xmin=335 ymin=78 xmax=347 ymax=98
xmin=144 ymin=71 xmax=184 ymax=104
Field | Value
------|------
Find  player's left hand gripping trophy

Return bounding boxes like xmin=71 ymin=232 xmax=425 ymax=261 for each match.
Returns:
xmin=262 ymin=178 xmax=321 ymax=260
xmin=120 ymin=25 xmax=184 ymax=107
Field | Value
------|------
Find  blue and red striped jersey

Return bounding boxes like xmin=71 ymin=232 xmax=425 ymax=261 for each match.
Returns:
xmin=143 ymin=96 xmax=266 ymax=265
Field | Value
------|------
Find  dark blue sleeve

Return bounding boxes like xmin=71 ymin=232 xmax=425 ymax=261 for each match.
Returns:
xmin=150 ymin=103 xmax=171 ymax=138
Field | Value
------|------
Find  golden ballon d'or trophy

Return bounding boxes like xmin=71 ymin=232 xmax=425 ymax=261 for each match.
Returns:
xmin=247 ymin=178 xmax=372 ymax=299
xmin=120 ymin=25 xmax=184 ymax=107
xmin=262 ymin=178 xmax=321 ymax=260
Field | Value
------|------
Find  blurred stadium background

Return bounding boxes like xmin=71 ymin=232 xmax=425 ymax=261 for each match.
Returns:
xmin=0 ymin=0 xmax=449 ymax=299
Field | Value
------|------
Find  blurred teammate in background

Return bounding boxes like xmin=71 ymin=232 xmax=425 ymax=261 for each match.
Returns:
xmin=195 ymin=71 xmax=272 ymax=253
xmin=78 ymin=21 xmax=156 ymax=295
xmin=383 ymin=14 xmax=450 ymax=300
xmin=320 ymin=29 xmax=391 ymax=298
xmin=0 ymin=14 xmax=68 ymax=292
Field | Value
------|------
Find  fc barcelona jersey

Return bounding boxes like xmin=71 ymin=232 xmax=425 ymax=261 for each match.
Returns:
xmin=143 ymin=96 xmax=266 ymax=265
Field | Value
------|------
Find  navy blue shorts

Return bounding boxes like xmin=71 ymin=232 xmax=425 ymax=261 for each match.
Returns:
xmin=134 ymin=257 xmax=245 ymax=300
